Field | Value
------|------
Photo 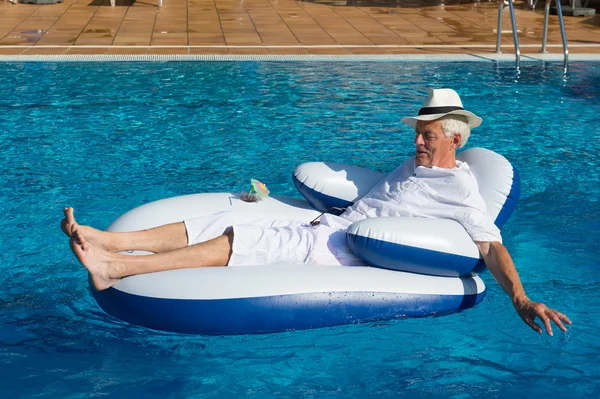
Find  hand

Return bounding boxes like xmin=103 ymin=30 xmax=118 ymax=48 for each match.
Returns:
xmin=513 ymin=297 xmax=572 ymax=336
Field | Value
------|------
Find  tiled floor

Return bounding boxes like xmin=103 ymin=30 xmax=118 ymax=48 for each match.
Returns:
xmin=0 ymin=0 xmax=598 ymax=55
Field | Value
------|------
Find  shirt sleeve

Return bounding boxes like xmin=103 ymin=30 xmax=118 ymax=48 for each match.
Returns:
xmin=454 ymin=206 xmax=503 ymax=243
xmin=449 ymin=164 xmax=503 ymax=243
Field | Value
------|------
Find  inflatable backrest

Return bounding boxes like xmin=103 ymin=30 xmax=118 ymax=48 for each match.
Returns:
xmin=456 ymin=148 xmax=520 ymax=228
xmin=294 ymin=148 xmax=519 ymax=227
xmin=292 ymin=162 xmax=385 ymax=213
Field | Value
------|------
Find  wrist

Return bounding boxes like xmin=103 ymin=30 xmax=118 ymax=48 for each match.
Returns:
xmin=512 ymin=293 xmax=529 ymax=307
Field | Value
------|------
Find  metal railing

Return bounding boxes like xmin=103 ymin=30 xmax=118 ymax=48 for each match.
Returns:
xmin=495 ymin=0 xmax=569 ymax=72
xmin=542 ymin=0 xmax=569 ymax=72
xmin=495 ymin=0 xmax=521 ymax=69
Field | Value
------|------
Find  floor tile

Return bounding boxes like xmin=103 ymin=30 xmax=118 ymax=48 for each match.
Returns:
xmin=0 ymin=0 xmax=596 ymax=55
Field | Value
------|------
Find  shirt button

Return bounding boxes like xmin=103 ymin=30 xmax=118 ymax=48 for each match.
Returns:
xmin=412 ymin=173 xmax=417 ymax=177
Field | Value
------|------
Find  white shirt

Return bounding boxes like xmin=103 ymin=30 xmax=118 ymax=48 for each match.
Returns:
xmin=320 ymin=157 xmax=502 ymax=243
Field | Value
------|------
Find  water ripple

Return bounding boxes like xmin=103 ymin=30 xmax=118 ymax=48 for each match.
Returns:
xmin=0 ymin=61 xmax=599 ymax=398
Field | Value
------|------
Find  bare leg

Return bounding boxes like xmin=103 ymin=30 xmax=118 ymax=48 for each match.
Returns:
xmin=69 ymin=223 xmax=233 ymax=290
xmin=61 ymin=207 xmax=188 ymax=253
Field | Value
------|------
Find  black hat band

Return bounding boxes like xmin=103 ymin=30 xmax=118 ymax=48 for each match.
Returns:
xmin=418 ymin=106 xmax=464 ymax=116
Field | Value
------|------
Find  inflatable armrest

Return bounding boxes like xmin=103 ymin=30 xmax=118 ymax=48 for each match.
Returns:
xmin=293 ymin=162 xmax=385 ymax=213
xmin=346 ymin=217 xmax=486 ymax=277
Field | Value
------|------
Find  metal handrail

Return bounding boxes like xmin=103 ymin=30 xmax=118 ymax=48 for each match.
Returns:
xmin=542 ymin=0 xmax=569 ymax=72
xmin=495 ymin=0 xmax=521 ymax=69
xmin=496 ymin=0 xmax=569 ymax=72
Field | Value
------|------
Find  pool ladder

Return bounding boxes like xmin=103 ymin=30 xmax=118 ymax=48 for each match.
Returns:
xmin=495 ymin=0 xmax=569 ymax=71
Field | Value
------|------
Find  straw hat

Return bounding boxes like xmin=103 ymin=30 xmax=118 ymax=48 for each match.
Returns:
xmin=401 ymin=88 xmax=482 ymax=129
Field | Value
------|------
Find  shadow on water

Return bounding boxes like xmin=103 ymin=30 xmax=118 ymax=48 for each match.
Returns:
xmin=561 ymin=73 xmax=600 ymax=102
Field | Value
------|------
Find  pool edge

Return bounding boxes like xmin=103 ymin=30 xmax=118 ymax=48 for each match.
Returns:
xmin=0 ymin=53 xmax=599 ymax=62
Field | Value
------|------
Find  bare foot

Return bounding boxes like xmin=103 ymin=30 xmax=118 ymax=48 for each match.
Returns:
xmin=69 ymin=223 xmax=124 ymax=291
xmin=61 ymin=208 xmax=116 ymax=252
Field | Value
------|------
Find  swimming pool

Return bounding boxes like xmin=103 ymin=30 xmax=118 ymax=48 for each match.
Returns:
xmin=1 ymin=60 xmax=599 ymax=398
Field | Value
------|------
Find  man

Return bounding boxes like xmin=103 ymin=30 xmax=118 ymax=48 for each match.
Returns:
xmin=63 ymin=88 xmax=571 ymax=336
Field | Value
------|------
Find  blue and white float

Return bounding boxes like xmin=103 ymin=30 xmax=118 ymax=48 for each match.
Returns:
xmin=91 ymin=148 xmax=519 ymax=334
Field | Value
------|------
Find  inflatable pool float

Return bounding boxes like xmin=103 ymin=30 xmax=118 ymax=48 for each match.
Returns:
xmin=91 ymin=148 xmax=519 ymax=334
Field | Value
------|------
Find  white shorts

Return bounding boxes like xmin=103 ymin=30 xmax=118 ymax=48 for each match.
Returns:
xmin=183 ymin=211 xmax=365 ymax=267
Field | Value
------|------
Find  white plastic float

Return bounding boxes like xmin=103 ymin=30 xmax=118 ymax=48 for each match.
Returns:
xmin=91 ymin=148 xmax=519 ymax=334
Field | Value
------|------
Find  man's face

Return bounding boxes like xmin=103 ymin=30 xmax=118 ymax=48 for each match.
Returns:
xmin=414 ymin=119 xmax=458 ymax=168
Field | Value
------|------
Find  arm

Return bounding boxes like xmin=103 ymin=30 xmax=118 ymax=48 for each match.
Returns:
xmin=475 ymin=241 xmax=572 ymax=336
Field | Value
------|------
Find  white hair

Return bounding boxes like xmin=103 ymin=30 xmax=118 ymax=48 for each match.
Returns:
xmin=439 ymin=115 xmax=471 ymax=148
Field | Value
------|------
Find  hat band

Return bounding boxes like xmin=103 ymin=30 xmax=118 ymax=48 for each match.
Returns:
xmin=418 ymin=106 xmax=464 ymax=116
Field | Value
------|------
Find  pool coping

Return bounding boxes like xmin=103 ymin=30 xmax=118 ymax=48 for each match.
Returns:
xmin=0 ymin=53 xmax=599 ymax=62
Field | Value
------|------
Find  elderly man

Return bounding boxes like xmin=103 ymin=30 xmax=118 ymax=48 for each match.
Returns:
xmin=63 ymin=88 xmax=571 ymax=336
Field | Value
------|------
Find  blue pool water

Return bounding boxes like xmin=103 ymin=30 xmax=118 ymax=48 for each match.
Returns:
xmin=1 ymin=60 xmax=599 ymax=398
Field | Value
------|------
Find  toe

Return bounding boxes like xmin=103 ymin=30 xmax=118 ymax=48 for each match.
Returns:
xmin=71 ymin=223 xmax=86 ymax=245
xmin=66 ymin=207 xmax=75 ymax=224
xmin=62 ymin=208 xmax=76 ymax=237
xmin=69 ymin=231 xmax=90 ymax=264
xmin=61 ymin=218 xmax=71 ymax=237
